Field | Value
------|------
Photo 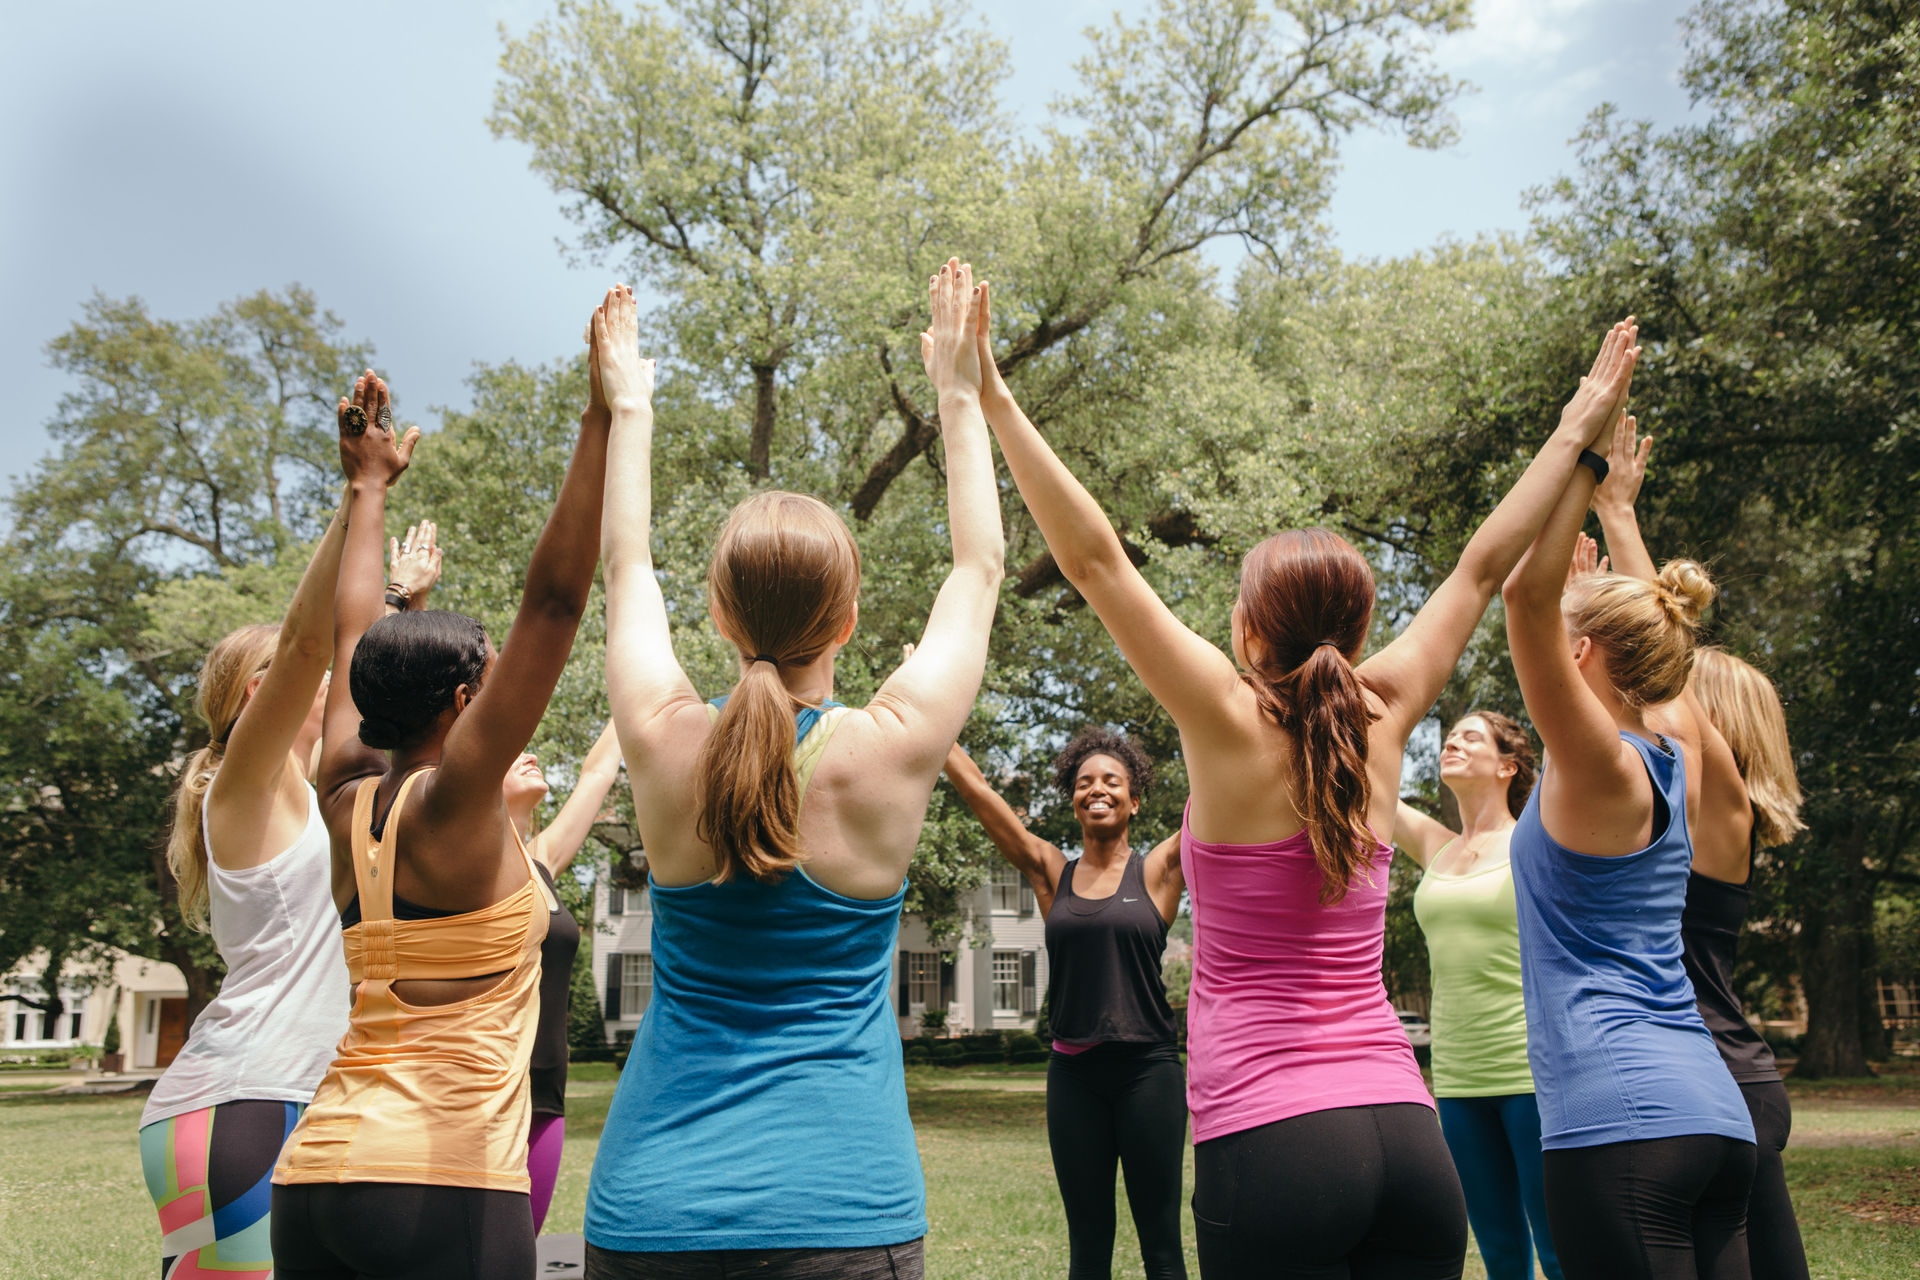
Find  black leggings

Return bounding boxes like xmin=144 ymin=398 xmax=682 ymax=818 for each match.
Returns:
xmin=272 ymin=1182 xmax=533 ymax=1279
xmin=1542 ymin=1134 xmax=1757 ymax=1280
xmin=1191 ymin=1102 xmax=1467 ymax=1278
xmin=1047 ymin=1042 xmax=1189 ymax=1279
xmin=1740 ymin=1080 xmax=1809 ymax=1280
xmin=584 ymin=1240 xmax=924 ymax=1278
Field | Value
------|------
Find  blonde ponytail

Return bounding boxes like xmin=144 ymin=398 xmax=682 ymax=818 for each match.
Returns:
xmin=697 ymin=493 xmax=861 ymax=884
xmin=1691 ymin=647 xmax=1806 ymax=848
xmin=165 ymin=625 xmax=279 ymax=930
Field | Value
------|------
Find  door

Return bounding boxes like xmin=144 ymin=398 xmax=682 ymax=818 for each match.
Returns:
xmin=155 ymin=998 xmax=189 ymax=1068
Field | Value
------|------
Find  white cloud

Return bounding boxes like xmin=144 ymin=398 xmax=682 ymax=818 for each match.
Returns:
xmin=1446 ymin=0 xmax=1606 ymax=69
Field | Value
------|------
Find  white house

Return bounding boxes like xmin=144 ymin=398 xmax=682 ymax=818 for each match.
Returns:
xmin=590 ymin=860 xmax=1049 ymax=1043
xmin=2 ymin=949 xmax=191 ymax=1068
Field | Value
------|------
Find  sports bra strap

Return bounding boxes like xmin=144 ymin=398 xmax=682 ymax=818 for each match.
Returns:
xmin=351 ymin=770 xmax=556 ymax=920
xmin=351 ymin=771 xmax=430 ymax=924
xmin=702 ymin=702 xmax=849 ymax=805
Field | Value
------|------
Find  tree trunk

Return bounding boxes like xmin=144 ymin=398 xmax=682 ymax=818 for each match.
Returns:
xmin=1793 ymin=825 xmax=1875 ymax=1078
xmin=749 ymin=363 xmax=777 ymax=478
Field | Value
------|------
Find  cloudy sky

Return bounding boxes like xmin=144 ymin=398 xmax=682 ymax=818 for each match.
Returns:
xmin=0 ymin=0 xmax=1695 ymax=477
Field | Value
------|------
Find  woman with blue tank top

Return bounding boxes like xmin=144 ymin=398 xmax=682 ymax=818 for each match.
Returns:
xmin=1502 ymin=403 xmax=1758 ymax=1279
xmin=1589 ymin=414 xmax=1812 ymax=1279
xmin=586 ymin=262 xmax=1004 ymax=1278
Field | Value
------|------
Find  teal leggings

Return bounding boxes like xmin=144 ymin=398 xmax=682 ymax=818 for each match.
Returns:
xmin=1437 ymin=1093 xmax=1563 ymax=1280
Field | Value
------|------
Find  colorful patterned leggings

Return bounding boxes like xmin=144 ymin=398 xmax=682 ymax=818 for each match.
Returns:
xmin=140 ymin=1100 xmax=302 ymax=1280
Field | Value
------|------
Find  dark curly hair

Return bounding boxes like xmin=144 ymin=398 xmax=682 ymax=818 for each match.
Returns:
xmin=349 ymin=610 xmax=491 ymax=750
xmin=1051 ymin=727 xmax=1154 ymax=805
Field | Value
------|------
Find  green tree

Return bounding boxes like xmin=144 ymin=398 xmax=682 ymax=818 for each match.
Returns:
xmin=0 ymin=288 xmax=369 ymax=1017
xmin=491 ymin=0 xmax=1472 ymax=929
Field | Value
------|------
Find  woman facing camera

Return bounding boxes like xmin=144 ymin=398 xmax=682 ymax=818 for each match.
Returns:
xmin=1395 ymin=713 xmax=1562 ymax=1280
xmin=1502 ymin=410 xmax=1757 ymax=1279
xmin=584 ymin=263 xmax=1002 ymax=1279
xmin=973 ymin=268 xmax=1640 ymax=1277
xmin=504 ymin=720 xmax=623 ymax=1234
xmin=945 ymin=727 xmax=1185 ymax=1279
xmin=271 ymin=332 xmax=611 ymax=1280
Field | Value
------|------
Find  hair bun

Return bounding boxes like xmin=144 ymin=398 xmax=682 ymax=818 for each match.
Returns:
xmin=1656 ymin=559 xmax=1717 ymax=628
xmin=358 ymin=715 xmax=403 ymax=750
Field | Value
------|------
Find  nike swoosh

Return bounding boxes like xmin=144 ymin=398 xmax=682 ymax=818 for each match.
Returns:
xmin=1123 ymin=897 xmax=1139 ymax=903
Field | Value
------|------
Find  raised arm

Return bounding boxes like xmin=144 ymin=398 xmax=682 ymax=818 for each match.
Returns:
xmin=972 ymin=284 xmax=1242 ymax=731
xmin=1591 ymin=412 xmax=1656 ymax=582
xmin=1358 ymin=321 xmax=1640 ymax=743
xmin=530 ymin=721 xmax=624 ymax=877
xmin=317 ymin=374 xmax=422 ymax=824
xmin=1501 ymin=459 xmax=1651 ymax=852
xmin=598 ymin=285 xmax=697 ymax=763
xmin=427 ymin=293 xmax=616 ymax=806
xmin=1392 ymin=800 xmax=1457 ymax=869
xmin=943 ymin=742 xmax=1065 ymax=908
xmin=204 ymin=479 xmax=352 ymax=868
xmin=863 ymin=261 xmax=1006 ymax=769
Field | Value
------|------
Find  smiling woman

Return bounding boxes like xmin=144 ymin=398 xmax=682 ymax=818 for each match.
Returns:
xmin=943 ymin=726 xmax=1187 ymax=1280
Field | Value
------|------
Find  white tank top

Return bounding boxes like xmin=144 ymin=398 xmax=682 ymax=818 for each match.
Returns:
xmin=142 ymin=785 xmax=350 ymax=1127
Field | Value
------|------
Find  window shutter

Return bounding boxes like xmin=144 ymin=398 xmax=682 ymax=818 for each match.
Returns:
xmin=604 ymin=953 xmax=623 ymax=1021
xmin=1021 ymin=951 xmax=1038 ymax=1015
xmin=609 ymin=886 xmax=624 ymax=916
xmin=1020 ymin=880 xmax=1035 ymax=916
xmin=897 ymin=952 xmax=909 ymax=1015
xmin=938 ymin=953 xmax=956 ymax=1008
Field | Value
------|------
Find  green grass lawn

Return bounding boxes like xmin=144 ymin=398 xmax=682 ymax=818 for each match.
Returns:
xmin=2 ymin=1067 xmax=1914 ymax=1279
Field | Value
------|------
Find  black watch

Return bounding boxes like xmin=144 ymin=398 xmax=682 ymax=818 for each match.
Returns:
xmin=1576 ymin=449 xmax=1610 ymax=484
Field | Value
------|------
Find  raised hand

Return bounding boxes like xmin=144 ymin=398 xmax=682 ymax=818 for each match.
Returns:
xmin=1557 ymin=320 xmax=1640 ymax=449
xmin=920 ymin=258 xmax=982 ymax=399
xmin=388 ymin=519 xmax=443 ymax=607
xmin=337 ymin=370 xmax=420 ymax=488
xmin=591 ymin=284 xmax=655 ymax=414
xmin=1593 ymin=412 xmax=1653 ymax=514
xmin=1565 ymin=531 xmax=1610 ymax=591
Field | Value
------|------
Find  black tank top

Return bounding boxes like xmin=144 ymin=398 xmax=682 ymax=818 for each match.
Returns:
xmin=1045 ymin=853 xmax=1178 ymax=1045
xmin=1680 ymin=865 xmax=1779 ymax=1084
xmin=529 ymin=860 xmax=583 ymax=1116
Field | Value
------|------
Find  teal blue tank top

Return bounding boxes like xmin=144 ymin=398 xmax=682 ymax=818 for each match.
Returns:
xmin=584 ymin=702 xmax=928 ymax=1251
xmin=1510 ymin=732 xmax=1754 ymax=1151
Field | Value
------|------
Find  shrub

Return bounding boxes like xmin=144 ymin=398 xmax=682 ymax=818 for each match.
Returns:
xmin=904 ymin=1044 xmax=932 ymax=1065
xmin=930 ymin=1042 xmax=964 ymax=1063
xmin=1005 ymin=1031 xmax=1047 ymax=1064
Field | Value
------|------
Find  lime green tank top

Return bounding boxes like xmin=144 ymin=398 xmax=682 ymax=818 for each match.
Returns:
xmin=1411 ymin=852 xmax=1535 ymax=1098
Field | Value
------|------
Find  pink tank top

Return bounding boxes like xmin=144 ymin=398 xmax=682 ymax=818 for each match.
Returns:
xmin=1182 ymin=808 xmax=1432 ymax=1142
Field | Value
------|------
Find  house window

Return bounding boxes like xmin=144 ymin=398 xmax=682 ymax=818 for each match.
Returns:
xmin=898 ymin=951 xmax=954 ymax=1012
xmin=68 ymin=1011 xmax=83 ymax=1040
xmin=146 ymin=1001 xmax=157 ymax=1034
xmin=609 ymin=884 xmax=646 ymax=916
xmin=11 ymin=1013 xmax=25 ymax=1042
xmin=990 ymin=864 xmax=1033 ymax=914
xmin=620 ymin=954 xmax=653 ymax=1018
xmin=992 ymin=951 xmax=1021 ymax=1012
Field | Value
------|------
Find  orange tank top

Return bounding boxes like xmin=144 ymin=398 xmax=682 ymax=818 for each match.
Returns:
xmin=274 ymin=770 xmax=554 ymax=1192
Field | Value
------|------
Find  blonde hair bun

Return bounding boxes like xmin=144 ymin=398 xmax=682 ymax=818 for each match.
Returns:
xmin=1656 ymin=558 xmax=1717 ymax=629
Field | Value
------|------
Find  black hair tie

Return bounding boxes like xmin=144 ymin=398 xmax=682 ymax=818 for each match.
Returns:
xmin=752 ymin=653 xmax=779 ymax=666
xmin=1316 ymin=640 xmax=1341 ymax=650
